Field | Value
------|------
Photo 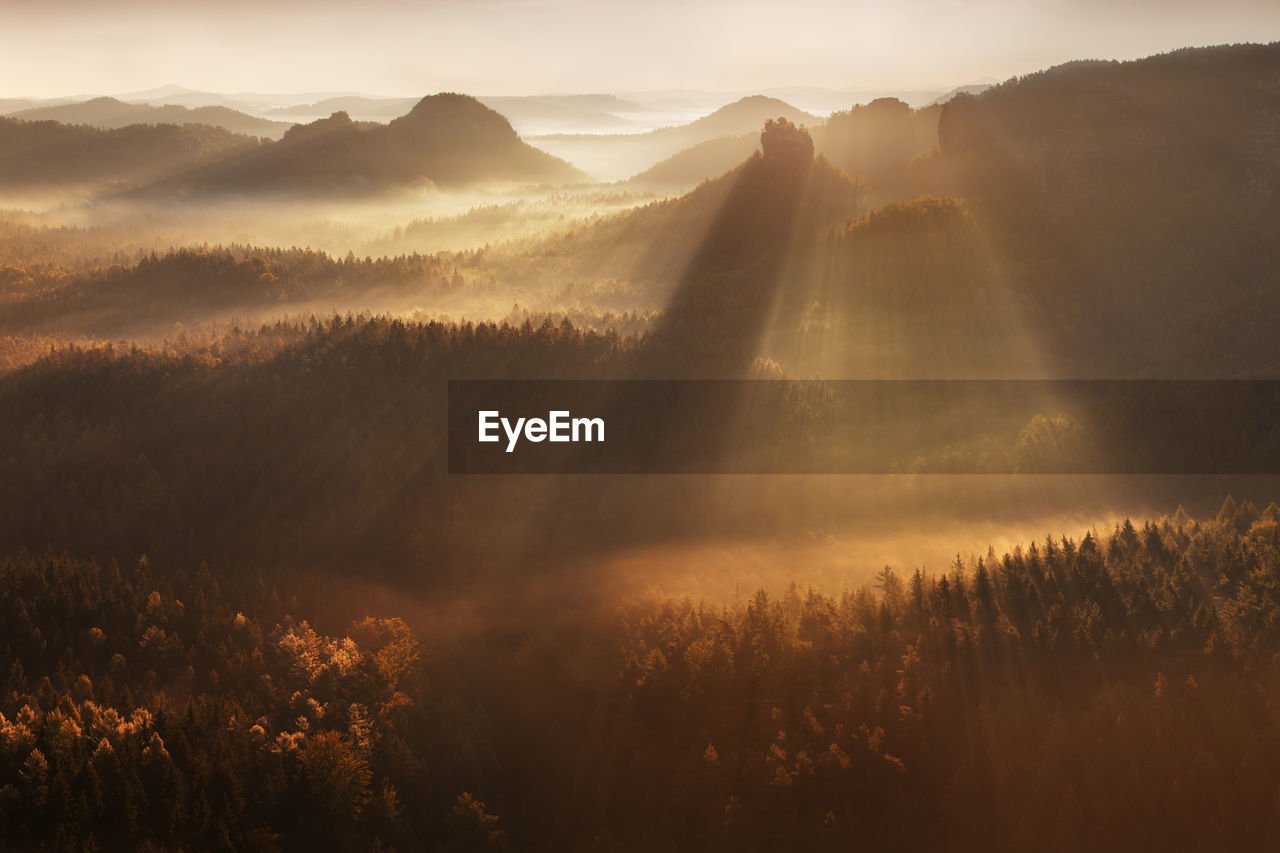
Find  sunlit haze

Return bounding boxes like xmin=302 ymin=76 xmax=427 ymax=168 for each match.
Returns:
xmin=6 ymin=0 xmax=1279 ymax=97
xmin=5 ymin=0 xmax=1280 ymax=847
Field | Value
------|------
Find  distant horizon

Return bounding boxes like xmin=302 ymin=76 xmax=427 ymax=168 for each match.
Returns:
xmin=3 ymin=38 xmax=1270 ymax=119
xmin=7 ymin=78 xmax=999 ymax=104
xmin=0 ymin=81 xmax=998 ymax=133
xmin=6 ymin=0 xmax=1278 ymax=99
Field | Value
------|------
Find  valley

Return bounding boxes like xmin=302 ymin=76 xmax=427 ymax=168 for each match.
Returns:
xmin=2 ymin=36 xmax=1280 ymax=851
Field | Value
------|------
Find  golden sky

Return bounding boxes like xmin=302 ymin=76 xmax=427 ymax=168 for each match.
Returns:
xmin=5 ymin=0 xmax=1279 ymax=97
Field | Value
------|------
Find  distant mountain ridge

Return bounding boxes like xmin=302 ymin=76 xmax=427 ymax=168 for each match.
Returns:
xmin=529 ymin=95 xmax=820 ymax=180
xmin=136 ymin=93 xmax=588 ymax=195
xmin=265 ymin=96 xmax=420 ymax=123
xmin=0 ymin=117 xmax=262 ymax=188
xmin=660 ymin=95 xmax=817 ymax=141
xmin=6 ymin=96 xmax=293 ymax=139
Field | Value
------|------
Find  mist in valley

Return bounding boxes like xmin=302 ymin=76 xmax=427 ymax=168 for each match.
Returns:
xmin=5 ymin=52 xmax=1280 ymax=631
xmin=3 ymin=28 xmax=1280 ymax=850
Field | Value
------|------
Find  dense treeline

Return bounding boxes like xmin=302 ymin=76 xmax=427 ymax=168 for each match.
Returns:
xmin=3 ymin=307 xmax=1277 ymax=582
xmin=0 ymin=236 xmax=665 ymax=341
xmin=754 ymin=194 xmax=1016 ymax=377
xmin=916 ymin=43 xmax=1280 ymax=375
xmin=563 ymin=499 xmax=1280 ymax=851
xmin=5 ymin=502 xmax=1280 ymax=849
xmin=0 ymin=314 xmax=650 ymax=575
xmin=0 ymin=118 xmax=262 ymax=188
xmin=0 ymin=551 xmax=502 ymax=851
xmin=0 ymin=246 xmax=472 ymax=337
xmin=0 ymin=217 xmax=178 ymax=273
xmin=0 ymin=310 xmax=848 ymax=573
xmin=5 ymin=42 xmax=1280 ymax=852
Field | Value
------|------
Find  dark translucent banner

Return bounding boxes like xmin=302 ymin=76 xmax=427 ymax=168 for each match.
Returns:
xmin=447 ymin=380 xmax=1280 ymax=475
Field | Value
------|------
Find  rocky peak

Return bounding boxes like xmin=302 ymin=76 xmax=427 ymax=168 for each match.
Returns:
xmin=760 ymin=118 xmax=813 ymax=166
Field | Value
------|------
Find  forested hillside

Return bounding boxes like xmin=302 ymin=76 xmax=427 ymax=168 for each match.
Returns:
xmin=917 ymin=43 xmax=1280 ymax=374
xmin=4 ymin=503 xmax=1280 ymax=849
xmin=0 ymin=247 xmax=473 ymax=338
xmin=5 ymin=39 xmax=1280 ymax=853
xmin=0 ymin=119 xmax=262 ymax=189
xmin=0 ymin=315 xmax=652 ymax=577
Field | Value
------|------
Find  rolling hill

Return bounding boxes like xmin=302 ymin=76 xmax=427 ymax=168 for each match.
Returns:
xmin=0 ymin=117 xmax=263 ymax=188
xmin=7 ymin=96 xmax=293 ymax=139
xmin=663 ymin=95 xmax=817 ymax=142
xmin=528 ymin=95 xmax=819 ymax=180
xmin=627 ymin=132 xmax=760 ymax=189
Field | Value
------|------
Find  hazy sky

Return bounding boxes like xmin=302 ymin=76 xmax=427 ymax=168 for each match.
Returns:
xmin=5 ymin=0 xmax=1279 ymax=97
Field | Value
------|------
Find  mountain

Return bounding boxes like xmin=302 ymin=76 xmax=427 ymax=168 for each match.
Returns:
xmin=264 ymin=94 xmax=654 ymax=135
xmin=900 ymin=42 xmax=1280 ymax=375
xmin=627 ymin=132 xmax=760 ymax=189
xmin=10 ymin=121 xmax=856 ymax=339
xmin=574 ymin=44 xmax=1280 ymax=379
xmin=741 ymin=44 xmax=1280 ymax=379
xmin=629 ymin=98 xmax=941 ymax=194
xmin=818 ymin=97 xmax=939 ymax=157
xmin=814 ymin=98 xmax=941 ymax=204
xmin=528 ymin=95 xmax=820 ymax=180
xmin=0 ymin=117 xmax=263 ymax=188
xmin=640 ymin=118 xmax=860 ymax=374
xmin=136 ymin=93 xmax=587 ymax=195
xmin=934 ymin=45 xmax=1280 ymax=192
xmin=117 ymin=86 xmax=399 ymax=114
xmin=934 ymin=45 xmax=1280 ymax=230
xmin=617 ymin=87 xmax=952 ymax=114
xmin=8 ymin=96 xmax=293 ymax=139
xmin=674 ymin=95 xmax=817 ymax=139
xmin=505 ymin=119 xmax=859 ymax=318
